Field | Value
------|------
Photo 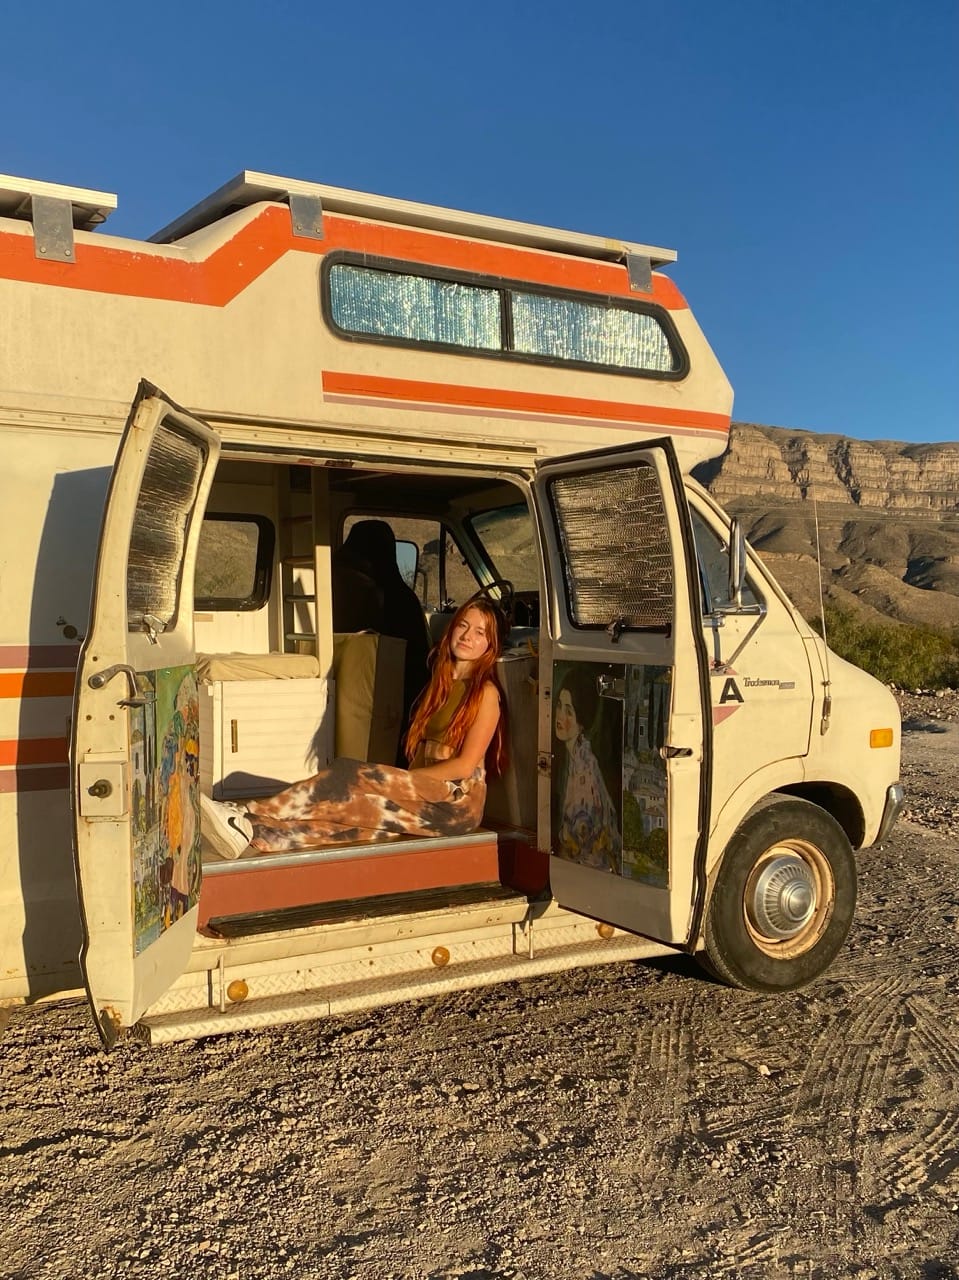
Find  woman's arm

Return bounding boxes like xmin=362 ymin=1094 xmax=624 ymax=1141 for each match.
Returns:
xmin=413 ymin=683 xmax=501 ymax=782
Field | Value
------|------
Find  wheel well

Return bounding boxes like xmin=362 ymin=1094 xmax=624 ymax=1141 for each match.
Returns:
xmin=772 ymin=783 xmax=865 ymax=849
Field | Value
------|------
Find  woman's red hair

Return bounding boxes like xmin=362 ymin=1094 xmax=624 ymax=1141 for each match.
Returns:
xmin=404 ymin=598 xmax=509 ymax=776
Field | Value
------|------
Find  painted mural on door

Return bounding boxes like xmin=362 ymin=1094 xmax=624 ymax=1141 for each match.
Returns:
xmin=622 ymin=664 xmax=671 ymax=888
xmin=552 ymin=661 xmax=670 ymax=886
xmin=130 ymin=665 xmax=201 ymax=953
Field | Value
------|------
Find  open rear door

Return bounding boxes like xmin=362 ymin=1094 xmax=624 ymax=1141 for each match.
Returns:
xmin=71 ymin=382 xmax=220 ymax=1046
xmin=533 ymin=439 xmax=711 ymax=947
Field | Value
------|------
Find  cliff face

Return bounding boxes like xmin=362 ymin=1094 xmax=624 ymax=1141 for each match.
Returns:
xmin=692 ymin=423 xmax=959 ymax=631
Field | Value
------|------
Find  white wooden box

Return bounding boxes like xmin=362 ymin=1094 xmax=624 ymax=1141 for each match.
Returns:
xmin=198 ymin=677 xmax=334 ymax=800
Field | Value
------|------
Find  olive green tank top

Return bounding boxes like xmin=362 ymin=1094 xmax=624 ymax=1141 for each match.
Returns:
xmin=410 ymin=680 xmax=468 ymax=768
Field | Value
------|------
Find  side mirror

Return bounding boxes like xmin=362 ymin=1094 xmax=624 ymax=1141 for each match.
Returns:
xmin=727 ymin=517 xmax=746 ymax=608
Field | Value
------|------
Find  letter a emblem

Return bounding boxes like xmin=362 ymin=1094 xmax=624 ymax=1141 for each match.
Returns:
xmin=719 ymin=677 xmax=744 ymax=704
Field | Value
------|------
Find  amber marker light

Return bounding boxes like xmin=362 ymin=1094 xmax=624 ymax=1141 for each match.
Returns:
xmin=870 ymin=728 xmax=894 ymax=748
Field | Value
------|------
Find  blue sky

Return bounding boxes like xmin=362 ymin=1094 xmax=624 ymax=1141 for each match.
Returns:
xmin=2 ymin=0 xmax=956 ymax=443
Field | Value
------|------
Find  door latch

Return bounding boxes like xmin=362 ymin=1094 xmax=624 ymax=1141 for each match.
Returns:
xmin=87 ymin=663 xmax=153 ymax=708
xmin=78 ymin=758 xmax=129 ymax=817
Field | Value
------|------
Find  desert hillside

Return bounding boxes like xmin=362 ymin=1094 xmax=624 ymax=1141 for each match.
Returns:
xmin=693 ymin=423 xmax=959 ymax=631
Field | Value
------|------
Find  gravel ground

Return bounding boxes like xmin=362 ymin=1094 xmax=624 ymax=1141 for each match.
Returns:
xmin=2 ymin=693 xmax=958 ymax=1280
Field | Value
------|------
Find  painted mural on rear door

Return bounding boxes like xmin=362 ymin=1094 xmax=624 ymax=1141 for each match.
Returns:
xmin=130 ymin=665 xmax=201 ymax=952
xmin=551 ymin=660 xmax=671 ymax=887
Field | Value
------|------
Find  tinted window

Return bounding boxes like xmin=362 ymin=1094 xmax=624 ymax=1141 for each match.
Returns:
xmin=324 ymin=256 xmax=686 ymax=379
xmin=195 ymin=515 xmax=274 ymax=611
xmin=689 ymin=509 xmax=759 ymax=613
xmin=329 ymin=264 xmax=500 ymax=349
xmin=469 ymin=503 xmax=539 ymax=593
xmin=512 ymin=291 xmax=678 ymax=373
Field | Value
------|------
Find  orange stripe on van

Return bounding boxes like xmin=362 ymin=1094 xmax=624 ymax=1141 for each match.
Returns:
xmin=0 ymin=644 xmax=80 ymax=669
xmin=0 ymin=206 xmax=687 ymax=310
xmin=0 ymin=765 xmax=70 ymax=795
xmin=0 ymin=672 xmax=76 ymax=698
xmin=0 ymin=737 xmax=68 ymax=766
xmin=322 ymin=371 xmax=731 ymax=434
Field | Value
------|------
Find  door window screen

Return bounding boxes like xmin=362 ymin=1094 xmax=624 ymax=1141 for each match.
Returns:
xmin=127 ymin=423 xmax=205 ymax=632
xmin=549 ymin=464 xmax=674 ymax=630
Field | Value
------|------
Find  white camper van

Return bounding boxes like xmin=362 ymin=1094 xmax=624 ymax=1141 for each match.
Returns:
xmin=0 ymin=172 xmax=902 ymax=1046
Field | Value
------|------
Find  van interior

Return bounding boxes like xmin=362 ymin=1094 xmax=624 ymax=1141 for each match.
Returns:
xmin=192 ymin=456 xmax=546 ymax=936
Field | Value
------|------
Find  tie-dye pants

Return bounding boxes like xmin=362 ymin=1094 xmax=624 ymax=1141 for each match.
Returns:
xmin=245 ymin=758 xmax=487 ymax=853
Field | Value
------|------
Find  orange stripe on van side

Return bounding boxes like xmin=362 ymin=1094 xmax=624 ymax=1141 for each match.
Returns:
xmin=0 ymin=766 xmax=70 ymax=794
xmin=322 ymin=371 xmax=731 ymax=434
xmin=0 ymin=206 xmax=687 ymax=310
xmin=0 ymin=207 xmax=291 ymax=305
xmin=0 ymin=737 xmax=68 ymax=766
xmin=0 ymin=644 xmax=80 ymax=669
xmin=0 ymin=672 xmax=76 ymax=698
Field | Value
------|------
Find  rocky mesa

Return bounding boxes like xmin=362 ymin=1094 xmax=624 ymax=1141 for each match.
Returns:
xmin=692 ymin=423 xmax=959 ymax=632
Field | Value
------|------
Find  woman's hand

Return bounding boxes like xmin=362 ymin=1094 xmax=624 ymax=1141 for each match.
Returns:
xmin=413 ymin=683 xmax=501 ymax=782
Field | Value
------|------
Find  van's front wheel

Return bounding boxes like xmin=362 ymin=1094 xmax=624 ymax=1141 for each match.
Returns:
xmin=701 ymin=798 xmax=857 ymax=991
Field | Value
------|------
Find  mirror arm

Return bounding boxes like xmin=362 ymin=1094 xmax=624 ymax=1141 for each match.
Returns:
xmin=726 ymin=516 xmax=747 ymax=609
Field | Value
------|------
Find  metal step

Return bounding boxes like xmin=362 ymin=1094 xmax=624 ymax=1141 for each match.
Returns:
xmin=136 ymin=930 xmax=674 ymax=1044
xmin=207 ymin=881 xmax=520 ymax=939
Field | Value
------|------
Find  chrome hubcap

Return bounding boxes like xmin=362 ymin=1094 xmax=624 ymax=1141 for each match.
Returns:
xmin=747 ymin=855 xmax=818 ymax=940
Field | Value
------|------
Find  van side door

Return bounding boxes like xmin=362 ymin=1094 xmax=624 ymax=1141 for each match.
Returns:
xmin=533 ymin=439 xmax=711 ymax=946
xmin=71 ymin=381 xmax=220 ymax=1047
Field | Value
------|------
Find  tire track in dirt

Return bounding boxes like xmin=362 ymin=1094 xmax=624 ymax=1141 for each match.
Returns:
xmin=695 ymin=1228 xmax=790 ymax=1279
xmin=881 ymin=998 xmax=959 ymax=1199
xmin=614 ymin=990 xmax=716 ymax=1191
xmin=791 ymin=978 xmax=913 ymax=1121
xmin=645 ymin=991 xmax=706 ymax=1117
xmin=889 ymin=1109 xmax=959 ymax=1198
xmin=782 ymin=978 xmax=959 ymax=1227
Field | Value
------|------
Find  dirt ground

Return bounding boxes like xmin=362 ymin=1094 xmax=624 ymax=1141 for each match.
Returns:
xmin=2 ymin=694 xmax=958 ymax=1280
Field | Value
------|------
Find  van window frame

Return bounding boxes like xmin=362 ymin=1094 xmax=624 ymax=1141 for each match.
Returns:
xmin=194 ymin=512 xmax=275 ymax=613
xmin=320 ymin=251 xmax=690 ymax=382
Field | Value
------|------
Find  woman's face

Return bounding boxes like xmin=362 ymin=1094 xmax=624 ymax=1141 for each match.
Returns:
xmin=449 ymin=607 xmax=491 ymax=667
xmin=554 ymin=688 xmax=581 ymax=743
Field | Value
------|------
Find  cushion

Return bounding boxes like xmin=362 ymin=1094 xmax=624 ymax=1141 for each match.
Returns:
xmin=196 ymin=652 xmax=320 ymax=682
xmin=332 ymin=633 xmax=405 ymax=764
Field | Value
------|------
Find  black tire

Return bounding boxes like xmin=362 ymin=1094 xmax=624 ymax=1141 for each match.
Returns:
xmin=701 ymin=797 xmax=857 ymax=992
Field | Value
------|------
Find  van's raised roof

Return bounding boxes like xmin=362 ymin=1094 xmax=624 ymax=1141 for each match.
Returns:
xmin=0 ymin=174 xmax=117 ymax=230
xmin=149 ymin=169 xmax=678 ymax=267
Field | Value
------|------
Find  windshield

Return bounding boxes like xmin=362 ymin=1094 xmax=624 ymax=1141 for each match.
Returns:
xmin=468 ymin=503 xmax=538 ymax=592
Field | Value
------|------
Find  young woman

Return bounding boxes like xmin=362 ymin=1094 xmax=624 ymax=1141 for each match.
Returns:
xmin=201 ymin=598 xmax=507 ymax=858
xmin=553 ymin=666 xmax=621 ymax=873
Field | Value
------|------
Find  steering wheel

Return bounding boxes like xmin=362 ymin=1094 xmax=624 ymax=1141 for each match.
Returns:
xmin=465 ymin=579 xmax=515 ymax=628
